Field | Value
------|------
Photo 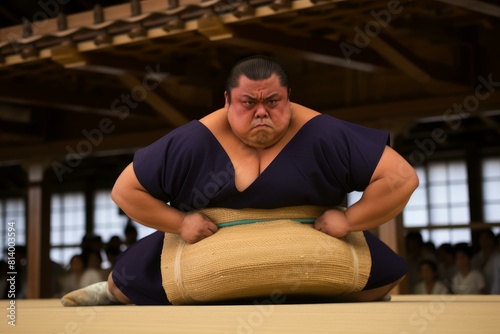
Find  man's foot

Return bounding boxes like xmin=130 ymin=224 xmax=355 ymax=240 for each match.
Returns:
xmin=61 ymin=281 xmax=121 ymax=306
xmin=378 ymin=294 xmax=392 ymax=302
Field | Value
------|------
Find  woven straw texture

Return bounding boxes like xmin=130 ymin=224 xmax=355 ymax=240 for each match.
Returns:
xmin=161 ymin=206 xmax=371 ymax=305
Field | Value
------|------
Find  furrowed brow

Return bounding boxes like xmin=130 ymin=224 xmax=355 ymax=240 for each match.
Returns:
xmin=266 ymin=93 xmax=280 ymax=99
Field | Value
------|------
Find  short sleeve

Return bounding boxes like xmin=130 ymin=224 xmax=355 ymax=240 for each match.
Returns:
xmin=132 ymin=121 xmax=231 ymax=210
xmin=318 ymin=116 xmax=389 ymax=192
xmin=132 ymin=121 xmax=201 ymax=203
xmin=134 ymin=137 xmax=170 ymax=203
xmin=134 ymin=133 xmax=175 ymax=203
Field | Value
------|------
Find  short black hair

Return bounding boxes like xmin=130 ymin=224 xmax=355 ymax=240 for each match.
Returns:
xmin=225 ymin=55 xmax=290 ymax=103
xmin=479 ymin=229 xmax=497 ymax=245
xmin=406 ymin=231 xmax=423 ymax=245
xmin=438 ymin=243 xmax=455 ymax=255
xmin=124 ymin=224 xmax=137 ymax=235
xmin=454 ymin=243 xmax=473 ymax=259
xmin=418 ymin=259 xmax=438 ymax=273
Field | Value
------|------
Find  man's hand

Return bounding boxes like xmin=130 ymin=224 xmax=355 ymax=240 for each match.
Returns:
xmin=179 ymin=212 xmax=218 ymax=244
xmin=314 ymin=209 xmax=350 ymax=238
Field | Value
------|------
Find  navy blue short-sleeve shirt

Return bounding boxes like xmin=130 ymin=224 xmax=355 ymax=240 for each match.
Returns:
xmin=133 ymin=114 xmax=389 ymax=211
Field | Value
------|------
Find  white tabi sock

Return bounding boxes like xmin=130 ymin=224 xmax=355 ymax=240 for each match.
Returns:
xmin=61 ymin=281 xmax=121 ymax=307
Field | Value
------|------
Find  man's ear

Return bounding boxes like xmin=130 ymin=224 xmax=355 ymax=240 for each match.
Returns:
xmin=224 ymin=91 xmax=229 ymax=108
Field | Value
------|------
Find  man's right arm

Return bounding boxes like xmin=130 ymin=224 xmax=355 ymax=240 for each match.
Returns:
xmin=111 ymin=162 xmax=218 ymax=243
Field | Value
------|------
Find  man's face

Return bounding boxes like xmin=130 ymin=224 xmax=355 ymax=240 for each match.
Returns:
xmin=225 ymin=74 xmax=291 ymax=149
xmin=419 ymin=264 xmax=435 ymax=282
xmin=455 ymin=251 xmax=469 ymax=268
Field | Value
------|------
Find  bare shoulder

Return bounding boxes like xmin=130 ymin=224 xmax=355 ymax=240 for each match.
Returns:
xmin=290 ymin=103 xmax=321 ymax=128
xmin=199 ymin=108 xmax=228 ymax=132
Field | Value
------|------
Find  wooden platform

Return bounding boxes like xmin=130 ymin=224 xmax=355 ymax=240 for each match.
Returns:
xmin=2 ymin=295 xmax=499 ymax=333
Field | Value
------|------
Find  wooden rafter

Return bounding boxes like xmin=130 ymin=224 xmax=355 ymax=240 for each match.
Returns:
xmin=0 ymin=4 xmax=20 ymax=26
xmin=322 ymin=92 xmax=500 ymax=125
xmin=0 ymin=120 xmax=41 ymax=141
xmin=368 ymin=34 xmax=468 ymax=95
xmin=50 ymin=45 xmax=189 ymax=127
xmin=479 ymin=114 xmax=500 ymax=134
xmin=434 ymin=0 xmax=500 ymax=18
xmin=215 ymin=24 xmax=388 ymax=72
xmin=0 ymin=129 xmax=171 ymax=162
xmin=118 ymin=74 xmax=189 ymax=127
xmin=0 ymin=81 xmax=154 ymax=120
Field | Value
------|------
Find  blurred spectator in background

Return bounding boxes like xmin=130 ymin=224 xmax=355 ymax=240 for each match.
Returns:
xmin=89 ymin=235 xmax=104 ymax=253
xmin=471 ymin=230 xmax=500 ymax=293
xmin=80 ymin=234 xmax=93 ymax=254
xmin=85 ymin=250 xmax=107 ymax=281
xmin=436 ymin=243 xmax=459 ymax=291
xmin=108 ymin=235 xmax=123 ymax=252
xmin=491 ymin=252 xmax=500 ymax=294
xmin=453 ymin=243 xmax=486 ymax=294
xmin=124 ymin=223 xmax=138 ymax=249
xmin=423 ymin=242 xmax=437 ymax=259
xmin=496 ymin=232 xmax=500 ymax=252
xmin=405 ymin=232 xmax=437 ymax=293
xmin=60 ymin=254 xmax=84 ymax=295
xmin=102 ymin=245 xmax=122 ymax=279
xmin=414 ymin=259 xmax=449 ymax=294
xmin=60 ymin=253 xmax=102 ymax=296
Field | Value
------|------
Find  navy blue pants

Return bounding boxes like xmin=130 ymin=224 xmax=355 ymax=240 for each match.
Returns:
xmin=113 ymin=230 xmax=407 ymax=305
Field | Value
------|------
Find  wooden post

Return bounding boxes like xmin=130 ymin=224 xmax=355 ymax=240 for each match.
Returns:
xmin=380 ymin=128 xmax=410 ymax=294
xmin=85 ymin=179 xmax=95 ymax=235
xmin=466 ymin=143 xmax=484 ymax=251
xmin=378 ymin=214 xmax=409 ymax=294
xmin=24 ymin=161 xmax=52 ymax=298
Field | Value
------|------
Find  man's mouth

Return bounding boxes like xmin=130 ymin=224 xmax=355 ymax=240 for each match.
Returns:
xmin=253 ymin=123 xmax=270 ymax=129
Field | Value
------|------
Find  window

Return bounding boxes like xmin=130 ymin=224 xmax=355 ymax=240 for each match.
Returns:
xmin=403 ymin=167 xmax=428 ymax=228
xmin=94 ymin=190 xmax=155 ymax=243
xmin=347 ymin=191 xmax=362 ymax=207
xmin=50 ymin=193 xmax=86 ymax=266
xmin=404 ymin=161 xmax=471 ymax=246
xmin=0 ymin=198 xmax=26 ymax=253
xmin=482 ymin=157 xmax=500 ymax=234
xmin=94 ymin=190 xmax=128 ymax=243
xmin=349 ymin=161 xmax=472 ymax=247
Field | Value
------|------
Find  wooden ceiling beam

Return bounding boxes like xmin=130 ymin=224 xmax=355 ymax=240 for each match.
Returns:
xmin=0 ymin=0 xmax=342 ymax=64
xmin=50 ymin=45 xmax=189 ymax=127
xmin=51 ymin=45 xmax=166 ymax=76
xmin=217 ymin=25 xmax=388 ymax=72
xmin=0 ymin=82 xmax=154 ymax=120
xmin=0 ymin=132 xmax=43 ymax=143
xmin=118 ymin=73 xmax=190 ymax=127
xmin=321 ymin=92 xmax=500 ymax=125
xmin=434 ymin=0 xmax=500 ymax=19
xmin=479 ymin=114 xmax=500 ymax=134
xmin=27 ymin=47 xmax=187 ymax=125
xmin=368 ymin=34 xmax=468 ymax=95
xmin=0 ymin=129 xmax=171 ymax=163
xmin=0 ymin=119 xmax=34 ymax=134
xmin=0 ymin=5 xmax=20 ymax=26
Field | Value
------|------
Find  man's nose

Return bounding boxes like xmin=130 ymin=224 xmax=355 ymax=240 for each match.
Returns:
xmin=254 ymin=103 xmax=269 ymax=118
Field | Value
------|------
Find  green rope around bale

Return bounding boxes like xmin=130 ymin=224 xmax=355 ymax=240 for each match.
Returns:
xmin=217 ymin=218 xmax=316 ymax=228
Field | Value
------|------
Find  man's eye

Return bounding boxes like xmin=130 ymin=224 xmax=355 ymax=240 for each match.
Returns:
xmin=243 ymin=101 xmax=255 ymax=106
xmin=267 ymin=100 xmax=278 ymax=105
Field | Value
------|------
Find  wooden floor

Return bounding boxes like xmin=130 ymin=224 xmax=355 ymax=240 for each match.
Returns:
xmin=1 ymin=295 xmax=498 ymax=333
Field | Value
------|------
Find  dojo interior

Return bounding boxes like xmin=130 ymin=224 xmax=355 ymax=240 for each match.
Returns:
xmin=0 ymin=0 xmax=499 ymax=333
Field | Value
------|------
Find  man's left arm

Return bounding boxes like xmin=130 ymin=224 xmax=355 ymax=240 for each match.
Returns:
xmin=314 ymin=146 xmax=419 ymax=238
